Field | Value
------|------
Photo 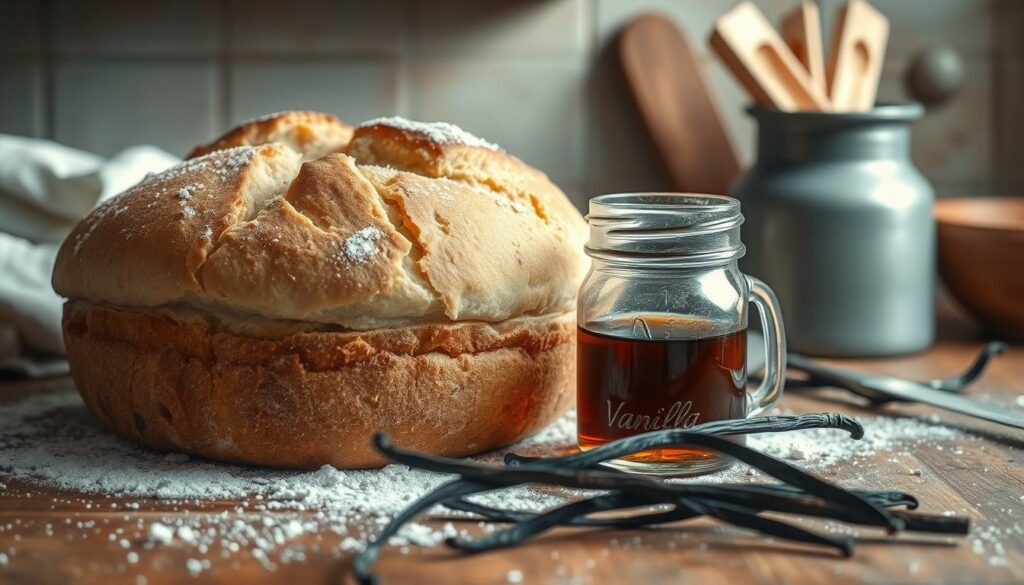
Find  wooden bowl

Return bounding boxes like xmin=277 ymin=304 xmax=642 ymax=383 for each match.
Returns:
xmin=935 ymin=197 xmax=1024 ymax=338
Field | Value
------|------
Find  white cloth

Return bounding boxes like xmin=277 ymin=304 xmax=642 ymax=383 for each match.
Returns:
xmin=0 ymin=135 xmax=179 ymax=376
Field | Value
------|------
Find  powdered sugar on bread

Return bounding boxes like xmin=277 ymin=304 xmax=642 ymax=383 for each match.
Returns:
xmin=359 ymin=117 xmax=500 ymax=151
xmin=342 ymin=226 xmax=384 ymax=263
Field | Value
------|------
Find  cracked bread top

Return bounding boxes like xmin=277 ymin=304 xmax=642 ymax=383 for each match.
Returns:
xmin=52 ymin=112 xmax=588 ymax=330
xmin=187 ymin=110 xmax=354 ymax=161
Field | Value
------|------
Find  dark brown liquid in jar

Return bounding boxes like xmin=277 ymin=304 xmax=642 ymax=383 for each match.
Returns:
xmin=577 ymin=314 xmax=747 ymax=465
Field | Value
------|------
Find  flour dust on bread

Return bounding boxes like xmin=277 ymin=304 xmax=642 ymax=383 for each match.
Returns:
xmin=53 ymin=111 xmax=585 ymax=468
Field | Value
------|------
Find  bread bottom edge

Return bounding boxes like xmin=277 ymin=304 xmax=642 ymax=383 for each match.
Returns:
xmin=63 ymin=301 xmax=576 ymax=469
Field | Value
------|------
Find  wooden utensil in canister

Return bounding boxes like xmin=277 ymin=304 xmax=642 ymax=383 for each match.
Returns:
xmin=781 ymin=1 xmax=827 ymax=98
xmin=827 ymin=0 xmax=890 ymax=111
xmin=709 ymin=1 xmax=830 ymax=111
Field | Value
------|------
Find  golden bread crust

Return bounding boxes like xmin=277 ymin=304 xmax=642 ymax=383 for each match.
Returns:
xmin=53 ymin=144 xmax=304 ymax=307
xmin=345 ymin=121 xmax=587 ymax=249
xmin=187 ymin=111 xmax=354 ymax=160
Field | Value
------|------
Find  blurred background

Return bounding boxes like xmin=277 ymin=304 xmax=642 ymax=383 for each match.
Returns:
xmin=0 ymin=0 xmax=1020 ymax=210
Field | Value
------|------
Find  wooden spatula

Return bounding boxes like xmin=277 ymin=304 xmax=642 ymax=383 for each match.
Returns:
xmin=781 ymin=1 xmax=827 ymax=98
xmin=709 ymin=1 xmax=830 ymax=111
xmin=827 ymin=0 xmax=889 ymax=111
xmin=618 ymin=14 xmax=740 ymax=196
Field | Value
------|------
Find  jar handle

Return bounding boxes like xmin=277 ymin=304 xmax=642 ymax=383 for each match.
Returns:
xmin=746 ymin=275 xmax=787 ymax=416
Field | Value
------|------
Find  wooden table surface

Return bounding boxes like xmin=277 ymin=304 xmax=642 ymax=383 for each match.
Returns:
xmin=1 ymin=305 xmax=1022 ymax=585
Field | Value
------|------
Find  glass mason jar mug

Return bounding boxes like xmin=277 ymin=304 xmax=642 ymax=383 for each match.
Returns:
xmin=577 ymin=193 xmax=786 ymax=475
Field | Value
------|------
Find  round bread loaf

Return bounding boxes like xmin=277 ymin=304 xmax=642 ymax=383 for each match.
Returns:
xmin=52 ymin=111 xmax=586 ymax=469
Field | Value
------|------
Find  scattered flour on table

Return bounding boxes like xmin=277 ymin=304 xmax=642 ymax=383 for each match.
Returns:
xmin=0 ymin=390 xmax=1012 ymax=573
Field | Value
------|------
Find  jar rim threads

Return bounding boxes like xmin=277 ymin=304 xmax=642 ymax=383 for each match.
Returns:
xmin=586 ymin=193 xmax=745 ymax=267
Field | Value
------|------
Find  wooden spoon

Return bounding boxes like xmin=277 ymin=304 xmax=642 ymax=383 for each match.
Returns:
xmin=619 ymin=14 xmax=740 ymax=196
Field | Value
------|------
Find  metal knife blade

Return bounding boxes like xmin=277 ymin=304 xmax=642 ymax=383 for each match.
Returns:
xmin=788 ymin=355 xmax=1024 ymax=431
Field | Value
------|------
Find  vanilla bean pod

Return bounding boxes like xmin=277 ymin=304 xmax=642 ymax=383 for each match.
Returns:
xmin=446 ymin=485 xmax=918 ymax=527
xmin=700 ymin=487 xmax=968 ymax=533
xmin=694 ymin=499 xmax=855 ymax=556
xmin=444 ymin=498 xmax=530 ymax=522
xmin=682 ymin=485 xmax=906 ymax=525
xmin=449 ymin=493 xmax=854 ymax=557
xmin=444 ymin=496 xmax=710 ymax=527
xmin=446 ymin=493 xmax=689 ymax=551
xmin=354 ymin=412 xmax=956 ymax=584
xmin=887 ymin=511 xmax=970 ymax=534
xmin=448 ymin=490 xmax=965 ymax=546
xmin=378 ymin=433 xmax=896 ymax=532
xmin=445 ymin=485 xmax=954 ymax=555
xmin=352 ymin=477 xmax=489 ymax=585
xmin=505 ymin=413 xmax=863 ymax=468
xmin=729 ymin=484 xmax=918 ymax=510
xmin=360 ymin=431 xmax=882 ymax=583
xmin=449 ymin=499 xmax=964 ymax=561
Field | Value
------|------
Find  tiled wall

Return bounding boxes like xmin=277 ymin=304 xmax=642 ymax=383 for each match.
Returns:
xmin=1 ymin=0 xmax=1020 ymax=210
